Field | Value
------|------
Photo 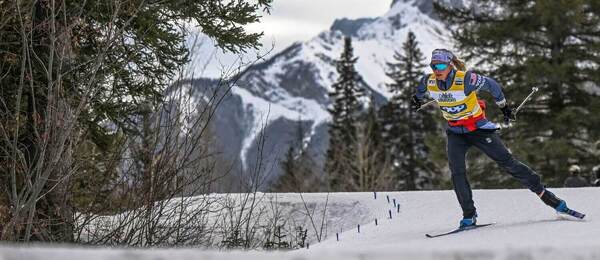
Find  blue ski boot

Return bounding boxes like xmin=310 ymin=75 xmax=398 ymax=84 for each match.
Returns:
xmin=459 ymin=213 xmax=477 ymax=229
xmin=539 ymin=189 xmax=585 ymax=219
xmin=554 ymin=200 xmax=586 ymax=219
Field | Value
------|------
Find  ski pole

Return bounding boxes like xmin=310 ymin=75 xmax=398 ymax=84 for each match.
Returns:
xmin=514 ymin=87 xmax=539 ymax=116
xmin=500 ymin=87 xmax=539 ymax=129
xmin=417 ymin=100 xmax=436 ymax=111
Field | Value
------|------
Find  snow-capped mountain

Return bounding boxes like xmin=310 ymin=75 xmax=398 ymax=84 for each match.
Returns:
xmin=188 ymin=0 xmax=451 ymax=188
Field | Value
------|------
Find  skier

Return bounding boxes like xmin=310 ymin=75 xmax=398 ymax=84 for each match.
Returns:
xmin=563 ymin=165 xmax=589 ymax=187
xmin=411 ymin=49 xmax=584 ymax=228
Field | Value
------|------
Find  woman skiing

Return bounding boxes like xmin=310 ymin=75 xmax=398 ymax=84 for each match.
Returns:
xmin=411 ymin=49 xmax=585 ymax=228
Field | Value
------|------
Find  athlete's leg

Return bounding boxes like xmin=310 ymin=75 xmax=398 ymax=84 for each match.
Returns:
xmin=447 ymin=130 xmax=476 ymax=218
xmin=469 ymin=129 xmax=545 ymax=193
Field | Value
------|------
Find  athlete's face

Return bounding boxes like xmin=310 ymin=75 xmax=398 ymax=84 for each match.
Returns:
xmin=431 ymin=62 xmax=452 ymax=81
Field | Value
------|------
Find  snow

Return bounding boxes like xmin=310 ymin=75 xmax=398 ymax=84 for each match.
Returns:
xmin=294 ymin=0 xmax=451 ymax=99
xmin=251 ymin=0 xmax=450 ymax=100
xmin=232 ymin=86 xmax=330 ymax=168
xmin=4 ymin=188 xmax=600 ymax=259
xmin=350 ymin=0 xmax=452 ymax=98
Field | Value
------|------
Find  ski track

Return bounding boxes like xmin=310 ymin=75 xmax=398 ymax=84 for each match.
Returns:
xmin=2 ymin=188 xmax=600 ymax=260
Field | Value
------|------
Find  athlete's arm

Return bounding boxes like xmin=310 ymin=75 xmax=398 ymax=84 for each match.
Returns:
xmin=464 ymin=71 xmax=506 ymax=107
xmin=414 ymin=74 xmax=429 ymax=100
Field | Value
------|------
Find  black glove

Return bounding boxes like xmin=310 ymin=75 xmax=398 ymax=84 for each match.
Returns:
xmin=500 ymin=105 xmax=515 ymax=123
xmin=411 ymin=95 xmax=422 ymax=111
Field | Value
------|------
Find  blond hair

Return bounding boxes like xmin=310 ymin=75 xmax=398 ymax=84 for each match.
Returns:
xmin=451 ymin=56 xmax=467 ymax=71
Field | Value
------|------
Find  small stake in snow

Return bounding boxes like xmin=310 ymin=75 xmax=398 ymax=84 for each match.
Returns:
xmin=374 ymin=192 xmax=377 ymax=199
xmin=336 ymin=233 xmax=339 ymax=241
xmin=375 ymin=218 xmax=378 ymax=226
xmin=397 ymin=203 xmax=400 ymax=213
xmin=386 ymin=195 xmax=390 ymax=203
xmin=393 ymin=198 xmax=396 ymax=207
xmin=389 ymin=210 xmax=392 ymax=219
xmin=307 ymin=243 xmax=310 ymax=249
xmin=358 ymin=224 xmax=361 ymax=233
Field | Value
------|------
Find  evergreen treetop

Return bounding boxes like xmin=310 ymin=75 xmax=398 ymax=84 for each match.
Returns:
xmin=381 ymin=31 xmax=438 ymax=190
xmin=325 ymin=37 xmax=366 ymax=191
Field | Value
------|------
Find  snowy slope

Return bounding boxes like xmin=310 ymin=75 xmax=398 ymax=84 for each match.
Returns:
xmin=4 ymin=188 xmax=600 ymax=260
xmin=187 ymin=0 xmax=451 ymax=183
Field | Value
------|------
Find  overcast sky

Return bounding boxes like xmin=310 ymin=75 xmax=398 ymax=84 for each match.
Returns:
xmin=246 ymin=0 xmax=393 ymax=54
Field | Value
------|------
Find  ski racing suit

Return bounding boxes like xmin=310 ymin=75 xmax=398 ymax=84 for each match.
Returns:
xmin=414 ymin=69 xmax=545 ymax=218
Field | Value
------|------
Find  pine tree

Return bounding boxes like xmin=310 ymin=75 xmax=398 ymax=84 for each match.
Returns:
xmin=354 ymin=96 xmax=394 ymax=191
xmin=272 ymin=120 xmax=322 ymax=192
xmin=435 ymin=0 xmax=600 ymax=186
xmin=325 ymin=37 xmax=365 ymax=191
xmin=0 ymin=0 xmax=272 ymax=242
xmin=381 ymin=31 xmax=438 ymax=190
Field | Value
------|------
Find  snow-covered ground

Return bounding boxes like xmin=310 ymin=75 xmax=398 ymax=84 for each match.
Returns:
xmin=2 ymin=188 xmax=599 ymax=260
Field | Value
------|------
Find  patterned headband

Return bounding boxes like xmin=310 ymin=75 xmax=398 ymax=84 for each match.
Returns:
xmin=431 ymin=49 xmax=454 ymax=63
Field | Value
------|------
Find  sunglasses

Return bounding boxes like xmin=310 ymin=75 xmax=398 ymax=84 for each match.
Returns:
xmin=430 ymin=63 xmax=450 ymax=71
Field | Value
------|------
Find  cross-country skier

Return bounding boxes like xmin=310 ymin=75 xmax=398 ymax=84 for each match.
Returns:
xmin=412 ymin=49 xmax=584 ymax=228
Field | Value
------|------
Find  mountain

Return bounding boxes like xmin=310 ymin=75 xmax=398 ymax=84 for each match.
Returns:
xmin=186 ymin=0 xmax=451 ymax=190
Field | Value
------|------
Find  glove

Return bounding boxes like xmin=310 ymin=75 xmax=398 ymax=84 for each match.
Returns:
xmin=500 ymin=105 xmax=516 ymax=123
xmin=411 ymin=95 xmax=422 ymax=111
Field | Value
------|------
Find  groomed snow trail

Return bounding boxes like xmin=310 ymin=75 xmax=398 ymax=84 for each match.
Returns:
xmin=2 ymin=188 xmax=599 ymax=260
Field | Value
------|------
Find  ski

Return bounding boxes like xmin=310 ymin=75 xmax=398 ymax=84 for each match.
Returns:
xmin=558 ymin=208 xmax=586 ymax=220
xmin=425 ymin=223 xmax=494 ymax=238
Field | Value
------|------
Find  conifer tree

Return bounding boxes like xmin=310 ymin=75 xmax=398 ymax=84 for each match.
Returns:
xmin=381 ymin=31 xmax=437 ymax=190
xmin=0 ymin=0 xmax=272 ymax=242
xmin=325 ymin=37 xmax=365 ymax=191
xmin=354 ymin=96 xmax=394 ymax=191
xmin=435 ymin=0 xmax=600 ymax=186
xmin=272 ymin=120 xmax=322 ymax=192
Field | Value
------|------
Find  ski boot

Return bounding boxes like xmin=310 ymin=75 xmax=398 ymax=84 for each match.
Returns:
xmin=538 ymin=189 xmax=585 ymax=220
xmin=459 ymin=213 xmax=478 ymax=229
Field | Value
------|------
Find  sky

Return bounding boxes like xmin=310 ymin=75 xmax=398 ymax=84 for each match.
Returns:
xmin=193 ymin=0 xmax=393 ymax=78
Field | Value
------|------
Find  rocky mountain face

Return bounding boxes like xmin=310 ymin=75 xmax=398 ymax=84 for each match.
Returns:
xmin=186 ymin=0 xmax=451 ymax=190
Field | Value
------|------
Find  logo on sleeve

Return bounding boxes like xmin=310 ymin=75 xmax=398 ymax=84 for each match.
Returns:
xmin=440 ymin=104 xmax=467 ymax=114
xmin=476 ymin=76 xmax=485 ymax=88
xmin=428 ymin=79 xmax=436 ymax=85
xmin=469 ymin=73 xmax=487 ymax=89
xmin=470 ymin=73 xmax=478 ymax=85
